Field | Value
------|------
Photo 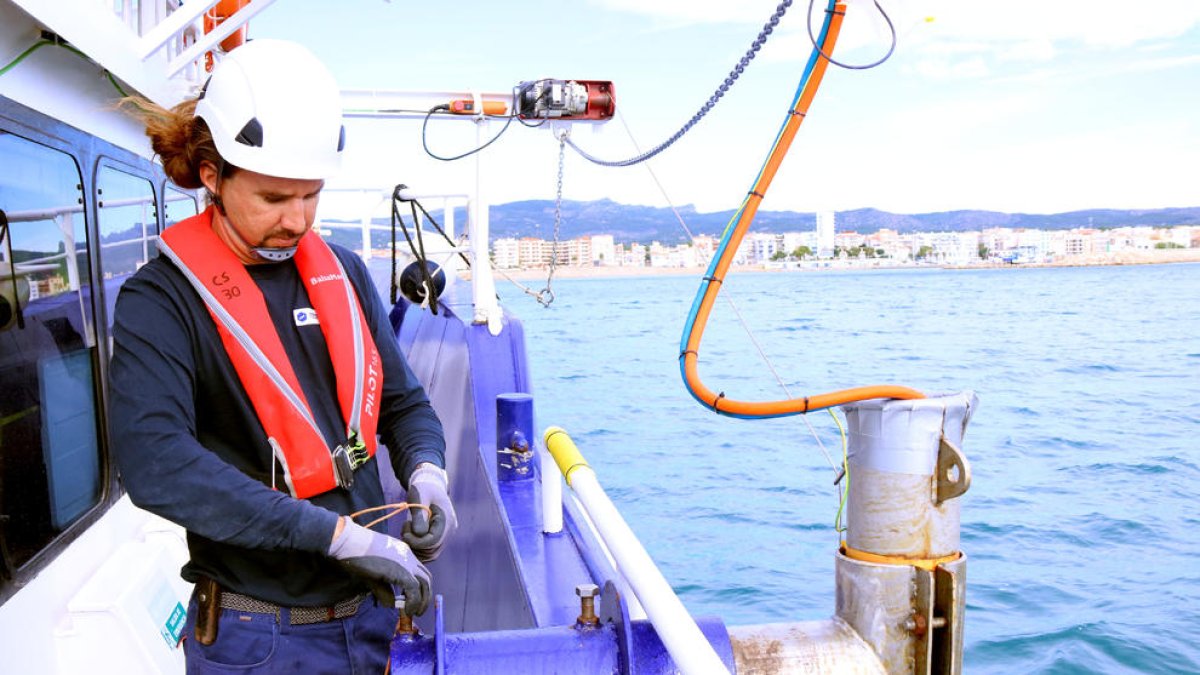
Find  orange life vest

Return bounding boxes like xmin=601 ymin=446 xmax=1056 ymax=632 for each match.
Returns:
xmin=158 ymin=208 xmax=382 ymax=498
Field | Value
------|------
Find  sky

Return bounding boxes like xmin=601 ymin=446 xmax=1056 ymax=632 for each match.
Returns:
xmin=253 ymin=0 xmax=1200 ymax=216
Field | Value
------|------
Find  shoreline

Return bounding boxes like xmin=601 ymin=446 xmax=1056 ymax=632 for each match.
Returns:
xmin=479 ymin=249 xmax=1200 ymax=281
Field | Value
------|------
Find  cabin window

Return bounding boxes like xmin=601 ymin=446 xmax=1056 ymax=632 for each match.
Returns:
xmin=0 ymin=132 xmax=102 ymax=572
xmin=164 ymin=185 xmax=199 ymax=229
xmin=97 ymin=166 xmax=157 ymax=277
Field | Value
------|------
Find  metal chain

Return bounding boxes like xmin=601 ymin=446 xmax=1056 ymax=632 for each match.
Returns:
xmin=563 ymin=0 xmax=793 ymax=167
xmin=536 ymin=133 xmax=566 ymax=307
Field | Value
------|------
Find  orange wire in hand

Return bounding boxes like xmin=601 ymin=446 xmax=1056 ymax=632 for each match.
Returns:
xmin=350 ymin=502 xmax=431 ymax=530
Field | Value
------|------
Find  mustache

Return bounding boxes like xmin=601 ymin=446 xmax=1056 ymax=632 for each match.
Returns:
xmin=254 ymin=231 xmax=304 ymax=247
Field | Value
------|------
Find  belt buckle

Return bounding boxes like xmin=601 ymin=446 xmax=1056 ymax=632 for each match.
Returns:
xmin=332 ymin=445 xmax=355 ymax=490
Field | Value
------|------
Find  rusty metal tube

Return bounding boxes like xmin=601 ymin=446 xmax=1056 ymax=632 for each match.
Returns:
xmin=835 ymin=392 xmax=977 ymax=674
xmin=728 ymin=619 xmax=885 ymax=674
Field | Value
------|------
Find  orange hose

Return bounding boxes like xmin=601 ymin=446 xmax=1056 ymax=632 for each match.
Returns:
xmin=682 ymin=3 xmax=924 ymax=417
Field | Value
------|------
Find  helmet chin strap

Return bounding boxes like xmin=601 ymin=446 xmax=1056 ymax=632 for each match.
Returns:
xmin=252 ymin=245 xmax=298 ymax=262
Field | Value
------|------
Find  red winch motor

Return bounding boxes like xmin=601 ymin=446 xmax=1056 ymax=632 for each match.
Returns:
xmin=516 ymin=79 xmax=615 ymax=121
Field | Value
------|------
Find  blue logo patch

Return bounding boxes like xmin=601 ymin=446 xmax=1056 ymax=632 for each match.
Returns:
xmin=293 ymin=308 xmax=320 ymax=326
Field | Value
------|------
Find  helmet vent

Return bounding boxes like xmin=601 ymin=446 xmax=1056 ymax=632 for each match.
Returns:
xmin=235 ymin=118 xmax=264 ymax=147
xmin=337 ymin=126 xmax=346 ymax=152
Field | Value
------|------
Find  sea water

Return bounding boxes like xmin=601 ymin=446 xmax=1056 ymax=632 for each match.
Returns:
xmin=495 ymin=262 xmax=1200 ymax=674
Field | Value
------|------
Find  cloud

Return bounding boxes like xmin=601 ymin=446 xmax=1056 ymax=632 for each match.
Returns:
xmin=918 ymin=0 xmax=1200 ymax=48
xmin=593 ymin=0 xmax=1200 ymax=70
xmin=587 ymin=0 xmax=785 ymax=25
xmin=907 ymin=56 xmax=988 ymax=80
xmin=1113 ymin=53 xmax=1200 ymax=75
xmin=982 ymin=50 xmax=1200 ymax=88
xmin=997 ymin=40 xmax=1057 ymax=63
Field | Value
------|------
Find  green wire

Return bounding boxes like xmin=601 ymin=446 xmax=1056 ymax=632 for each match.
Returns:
xmin=830 ymin=408 xmax=850 ymax=534
xmin=0 ymin=40 xmax=50 ymax=77
xmin=1 ymin=39 xmax=128 ymax=97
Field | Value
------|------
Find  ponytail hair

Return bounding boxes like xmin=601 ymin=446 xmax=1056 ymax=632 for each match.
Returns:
xmin=118 ymin=96 xmax=224 ymax=189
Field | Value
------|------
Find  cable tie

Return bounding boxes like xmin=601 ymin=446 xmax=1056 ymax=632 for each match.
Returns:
xmin=804 ymin=396 xmax=810 ymax=412
xmin=748 ymin=190 xmax=764 ymax=199
xmin=711 ymin=391 xmax=726 ymax=411
xmin=788 ymin=110 xmax=807 ymax=117
xmin=826 ymin=7 xmax=847 ymax=16
xmin=701 ymin=275 xmax=723 ymax=285
xmin=679 ymin=349 xmax=698 ymax=360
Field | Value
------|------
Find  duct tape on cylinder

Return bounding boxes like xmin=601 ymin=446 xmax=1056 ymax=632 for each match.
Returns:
xmin=841 ymin=391 xmax=978 ymax=559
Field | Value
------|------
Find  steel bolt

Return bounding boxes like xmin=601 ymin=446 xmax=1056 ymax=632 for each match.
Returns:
xmin=396 ymin=613 xmax=416 ymax=635
xmin=575 ymin=583 xmax=600 ymax=627
xmin=904 ymin=614 xmax=928 ymax=636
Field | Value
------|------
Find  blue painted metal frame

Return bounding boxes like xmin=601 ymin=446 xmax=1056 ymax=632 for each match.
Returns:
xmin=387 ymin=293 xmax=736 ymax=672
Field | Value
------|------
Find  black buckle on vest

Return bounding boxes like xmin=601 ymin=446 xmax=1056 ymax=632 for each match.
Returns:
xmin=332 ymin=445 xmax=356 ymax=490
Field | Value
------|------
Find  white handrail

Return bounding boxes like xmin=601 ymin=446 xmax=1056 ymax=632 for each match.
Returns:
xmin=137 ymin=0 xmax=216 ymax=60
xmin=539 ymin=447 xmax=563 ymax=534
xmin=166 ymin=0 xmax=279 ymax=77
xmin=544 ymin=428 xmax=730 ymax=675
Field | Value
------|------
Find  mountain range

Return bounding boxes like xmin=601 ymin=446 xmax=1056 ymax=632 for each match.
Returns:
xmin=487 ymin=200 xmax=1200 ymax=244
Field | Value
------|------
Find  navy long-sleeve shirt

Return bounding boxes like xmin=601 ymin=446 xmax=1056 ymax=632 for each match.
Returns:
xmin=108 ymin=230 xmax=444 ymax=606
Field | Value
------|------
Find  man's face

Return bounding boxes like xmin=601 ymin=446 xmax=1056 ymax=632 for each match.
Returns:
xmin=200 ymin=163 xmax=324 ymax=264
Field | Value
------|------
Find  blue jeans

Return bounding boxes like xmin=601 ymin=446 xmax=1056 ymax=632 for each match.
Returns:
xmin=182 ymin=593 xmax=399 ymax=674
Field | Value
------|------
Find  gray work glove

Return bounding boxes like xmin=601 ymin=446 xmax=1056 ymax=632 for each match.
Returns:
xmin=402 ymin=464 xmax=458 ymax=562
xmin=328 ymin=517 xmax=432 ymax=616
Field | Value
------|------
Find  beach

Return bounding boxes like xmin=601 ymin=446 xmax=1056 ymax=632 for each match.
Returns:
xmin=479 ymin=247 xmax=1200 ymax=281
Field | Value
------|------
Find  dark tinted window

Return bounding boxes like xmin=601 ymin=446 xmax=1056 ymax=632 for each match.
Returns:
xmin=0 ymin=131 xmax=102 ymax=571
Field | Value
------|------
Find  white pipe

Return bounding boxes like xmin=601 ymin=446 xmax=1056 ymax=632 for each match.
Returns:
xmin=567 ymin=465 xmax=729 ymax=675
xmin=539 ymin=448 xmax=562 ymax=534
xmin=469 ymin=117 xmax=502 ymax=335
xmin=561 ymin=492 xmax=647 ymax=621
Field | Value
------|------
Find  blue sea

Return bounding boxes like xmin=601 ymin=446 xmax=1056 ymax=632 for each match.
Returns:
xmin=495 ymin=262 xmax=1200 ymax=674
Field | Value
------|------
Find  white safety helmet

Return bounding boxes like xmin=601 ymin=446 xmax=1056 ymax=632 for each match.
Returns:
xmin=195 ymin=39 xmax=344 ymax=180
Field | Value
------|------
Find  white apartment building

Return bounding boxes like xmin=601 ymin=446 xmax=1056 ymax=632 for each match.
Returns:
xmin=518 ymin=238 xmax=547 ymax=267
xmin=782 ymin=231 xmax=816 ymax=257
xmin=691 ymin=235 xmax=717 ymax=264
xmin=648 ymin=242 xmax=701 ymax=267
xmin=626 ymin=242 xmax=648 ymax=266
xmin=817 ymin=211 xmax=835 ymax=258
xmin=589 ymin=234 xmax=616 ymax=265
xmin=913 ymin=231 xmax=980 ymax=265
xmin=492 ymin=238 xmax=521 ymax=269
xmin=748 ymin=232 xmax=780 ymax=263
xmin=866 ymin=228 xmax=906 ymax=259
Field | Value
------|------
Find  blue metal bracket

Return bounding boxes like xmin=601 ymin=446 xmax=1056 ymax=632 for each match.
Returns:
xmin=600 ymin=579 xmax=635 ymax=675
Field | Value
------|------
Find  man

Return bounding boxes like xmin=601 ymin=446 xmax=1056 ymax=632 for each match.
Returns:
xmin=109 ymin=40 xmax=455 ymax=673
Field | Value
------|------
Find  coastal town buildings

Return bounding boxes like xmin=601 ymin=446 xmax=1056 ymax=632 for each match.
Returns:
xmin=490 ymin=224 xmax=1199 ymax=270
